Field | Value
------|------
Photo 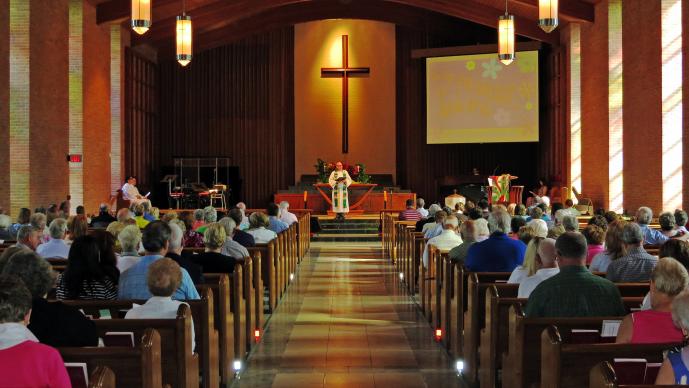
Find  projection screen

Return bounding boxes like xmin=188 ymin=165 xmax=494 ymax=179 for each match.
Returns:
xmin=426 ymin=51 xmax=539 ymax=144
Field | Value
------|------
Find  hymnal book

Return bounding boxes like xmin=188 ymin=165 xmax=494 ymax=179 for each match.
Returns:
xmin=569 ymin=329 xmax=600 ymax=344
xmin=613 ymin=358 xmax=648 ymax=385
xmin=65 ymin=363 xmax=88 ymax=388
xmin=103 ymin=331 xmax=135 ymax=347
xmin=601 ymin=319 xmax=622 ymax=338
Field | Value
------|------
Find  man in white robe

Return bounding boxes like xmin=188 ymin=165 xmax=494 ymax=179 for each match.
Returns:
xmin=328 ymin=162 xmax=353 ymax=221
xmin=121 ymin=176 xmax=151 ymax=207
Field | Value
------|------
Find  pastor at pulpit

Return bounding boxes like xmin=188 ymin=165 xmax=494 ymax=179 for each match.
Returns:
xmin=328 ymin=162 xmax=353 ymax=221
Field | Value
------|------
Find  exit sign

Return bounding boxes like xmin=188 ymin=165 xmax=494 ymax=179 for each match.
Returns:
xmin=67 ymin=154 xmax=82 ymax=163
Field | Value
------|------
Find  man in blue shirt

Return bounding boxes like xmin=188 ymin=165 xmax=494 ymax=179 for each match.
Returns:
xmin=119 ymin=221 xmax=200 ymax=300
xmin=267 ymin=203 xmax=288 ymax=234
xmin=636 ymin=206 xmax=669 ymax=245
xmin=465 ymin=210 xmax=526 ymax=272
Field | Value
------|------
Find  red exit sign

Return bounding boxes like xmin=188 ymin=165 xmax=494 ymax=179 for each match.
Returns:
xmin=67 ymin=154 xmax=82 ymax=163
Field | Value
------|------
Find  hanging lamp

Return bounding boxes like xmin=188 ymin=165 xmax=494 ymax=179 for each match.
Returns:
xmin=498 ymin=0 xmax=515 ymax=65
xmin=131 ymin=0 xmax=151 ymax=35
xmin=538 ymin=0 xmax=559 ymax=33
xmin=176 ymin=0 xmax=192 ymax=67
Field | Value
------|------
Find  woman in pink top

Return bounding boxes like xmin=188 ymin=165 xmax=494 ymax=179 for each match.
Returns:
xmin=582 ymin=225 xmax=606 ymax=266
xmin=616 ymin=258 xmax=688 ymax=344
xmin=0 ymin=275 xmax=70 ymax=388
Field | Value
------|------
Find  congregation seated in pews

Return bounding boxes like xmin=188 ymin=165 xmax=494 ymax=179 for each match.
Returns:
xmin=0 ymin=197 xmax=310 ymax=386
xmin=383 ymin=199 xmax=689 ymax=386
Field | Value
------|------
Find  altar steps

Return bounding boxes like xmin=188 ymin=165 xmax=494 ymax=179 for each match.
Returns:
xmin=312 ymin=219 xmax=381 ymax=242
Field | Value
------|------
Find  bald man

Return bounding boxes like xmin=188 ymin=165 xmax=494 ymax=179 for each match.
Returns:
xmin=517 ymin=238 xmax=559 ymax=298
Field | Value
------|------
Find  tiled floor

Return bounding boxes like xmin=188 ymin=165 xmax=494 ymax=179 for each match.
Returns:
xmin=233 ymin=242 xmax=466 ymax=388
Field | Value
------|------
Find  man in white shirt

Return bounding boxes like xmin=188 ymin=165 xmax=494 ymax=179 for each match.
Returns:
xmin=125 ymin=258 xmax=195 ymax=351
xmin=36 ymin=219 xmax=70 ymax=259
xmin=416 ymin=198 xmax=429 ymax=219
xmin=518 ymin=238 xmax=559 ymax=298
xmin=121 ymin=176 xmax=150 ymax=207
xmin=278 ymin=201 xmax=298 ymax=226
xmin=422 ymin=216 xmax=463 ymax=268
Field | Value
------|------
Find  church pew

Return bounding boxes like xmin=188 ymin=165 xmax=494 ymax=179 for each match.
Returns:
xmin=400 ymin=225 xmax=416 ymax=292
xmin=247 ymin=240 xmax=278 ymax=312
xmin=420 ymin=243 xmax=438 ymax=322
xmin=589 ymin=361 xmax=670 ymax=388
xmin=59 ymin=288 xmax=219 ymax=388
xmin=395 ymin=220 xmax=416 ymax=266
xmin=58 ymin=328 xmax=162 ymax=388
xmin=238 ymin=257 xmax=256 ymax=353
xmin=249 ymin=250 xmax=264 ymax=332
xmin=381 ymin=211 xmax=399 ymax=261
xmin=85 ymin=365 xmax=116 ymax=388
xmin=197 ymin=270 xmax=245 ymax=385
xmin=91 ymin=304 xmax=198 ymax=388
xmin=542 ymin=326 xmax=677 ymax=388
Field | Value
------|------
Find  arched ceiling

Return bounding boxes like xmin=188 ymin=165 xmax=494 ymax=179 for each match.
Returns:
xmin=93 ymin=0 xmax=597 ymax=59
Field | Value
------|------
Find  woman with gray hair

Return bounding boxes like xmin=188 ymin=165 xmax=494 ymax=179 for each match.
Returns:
xmin=219 ymin=217 xmax=249 ymax=259
xmin=616 ymin=257 xmax=688 ymax=344
xmin=0 ymin=275 xmax=71 ymax=387
xmin=660 ymin=211 xmax=680 ymax=238
xmin=36 ymin=218 xmax=70 ymax=259
xmin=654 ymin=290 xmax=689 ymax=384
xmin=1 ymin=250 xmax=97 ymax=347
xmin=117 ymin=225 xmax=142 ymax=273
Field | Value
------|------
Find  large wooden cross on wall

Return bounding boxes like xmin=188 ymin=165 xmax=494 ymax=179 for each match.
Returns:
xmin=321 ymin=35 xmax=370 ymax=154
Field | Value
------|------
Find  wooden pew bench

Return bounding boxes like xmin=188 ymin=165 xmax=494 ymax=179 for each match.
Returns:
xmin=590 ymin=361 xmax=668 ymax=388
xmin=58 ymin=328 xmax=163 ymax=388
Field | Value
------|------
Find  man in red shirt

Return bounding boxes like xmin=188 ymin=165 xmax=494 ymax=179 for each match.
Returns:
xmin=399 ymin=199 xmax=422 ymax=222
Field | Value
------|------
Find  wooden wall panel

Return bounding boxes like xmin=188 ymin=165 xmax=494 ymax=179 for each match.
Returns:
xmin=157 ymin=27 xmax=295 ymax=207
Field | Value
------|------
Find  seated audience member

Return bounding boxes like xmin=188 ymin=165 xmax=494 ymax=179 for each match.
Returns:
xmin=416 ymin=198 xmax=429 ymax=219
xmin=180 ymin=211 xmax=204 ymax=248
xmin=675 ymin=209 xmax=689 ymax=234
xmin=196 ymin=206 xmax=218 ymax=235
xmin=422 ymin=216 xmax=463 ymax=268
xmin=604 ymin=210 xmax=620 ymax=223
xmin=509 ymin=217 xmax=526 ymax=240
xmin=616 ymin=257 xmax=687 ymax=344
xmin=192 ymin=223 xmax=237 ymax=273
xmin=399 ymin=199 xmax=422 ymax=222
xmin=278 ymin=201 xmax=299 ymax=226
xmin=518 ymin=238 xmax=559 ymax=298
xmin=525 ymin=232 xmax=626 ymax=317
xmin=0 ymin=215 xmax=11 ymax=241
xmin=219 ymin=217 xmax=249 ymax=259
xmin=660 ymin=239 xmax=689 ymax=269
xmin=449 ymin=220 xmax=477 ymax=263
xmin=229 ymin=209 xmax=255 ymax=247
xmin=467 ymin=208 xmax=483 ymax=221
xmin=58 ymin=199 xmax=70 ymax=219
xmin=0 ymin=275 xmax=70 ymax=387
xmin=66 ymin=215 xmax=88 ymax=244
xmin=192 ymin=209 xmax=206 ymax=231
xmin=548 ymin=210 xmax=567 ymax=238
xmin=117 ymin=225 xmax=142 ymax=273
xmin=416 ymin=204 xmax=441 ymax=232
xmin=56 ymin=235 xmax=118 ymax=300
xmin=146 ymin=205 xmax=159 ymax=222
xmin=9 ymin=208 xmax=31 ymax=239
xmin=564 ymin=198 xmax=580 ymax=216
xmin=660 ymin=211 xmax=680 ymax=238
xmin=90 ymin=203 xmax=116 ymax=228
xmin=655 ymin=291 xmax=689 ymax=384
xmin=236 ymin=202 xmax=250 ymax=230
xmin=2 ymin=250 xmax=98 ymax=347
xmin=36 ymin=219 xmax=70 ymax=259
xmin=161 ymin=211 xmax=178 ymax=223
xmin=30 ymin=213 xmax=48 ymax=244
xmin=506 ymin=203 xmax=516 ymax=216
xmin=589 ymin=220 xmax=627 ymax=273
xmin=465 ymin=211 xmax=526 ymax=272
xmin=563 ymin=214 xmax=579 ymax=232
xmin=587 ymin=214 xmax=609 ymax=231
xmin=106 ymin=208 xmax=133 ymax=236
xmin=132 ymin=203 xmax=149 ymax=229
xmin=582 ymin=225 xmax=606 ymax=265
xmin=526 ymin=206 xmax=543 ymax=223
xmin=474 ymin=218 xmax=490 ymax=242
xmin=551 ymin=202 xmax=564 ymax=216
xmin=509 ymin=221 xmax=548 ymax=283
xmin=528 ymin=219 xmax=548 ymax=241
xmin=636 ymin=206 xmax=670 ymax=245
xmin=165 ymin=222 xmax=203 ymax=284
xmin=0 ymin=247 xmax=24 ymax=272
xmin=267 ymin=203 xmax=289 ymax=234
xmin=424 ymin=211 xmax=447 ymax=239
xmin=14 ymin=225 xmax=41 ymax=252
xmin=513 ymin=204 xmax=527 ymax=219
xmin=247 ymin=212 xmax=278 ymax=244
xmin=607 ymin=222 xmax=658 ymax=282
xmin=125 ymin=258 xmax=195 ymax=351
xmin=46 ymin=204 xmax=60 ymax=225
xmin=118 ymin=221 xmax=200 ymax=300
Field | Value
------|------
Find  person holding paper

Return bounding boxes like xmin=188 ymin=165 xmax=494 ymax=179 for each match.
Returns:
xmin=328 ymin=162 xmax=352 ymax=221
xmin=122 ymin=175 xmax=151 ymax=207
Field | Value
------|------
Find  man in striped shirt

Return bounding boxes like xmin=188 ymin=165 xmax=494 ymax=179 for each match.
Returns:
xmin=399 ymin=199 xmax=422 ymax=222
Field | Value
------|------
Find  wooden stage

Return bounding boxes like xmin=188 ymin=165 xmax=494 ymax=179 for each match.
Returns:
xmin=274 ymin=191 xmax=415 ymax=215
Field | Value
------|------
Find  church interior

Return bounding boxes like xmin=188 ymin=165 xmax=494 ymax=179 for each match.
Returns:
xmin=0 ymin=0 xmax=689 ymax=387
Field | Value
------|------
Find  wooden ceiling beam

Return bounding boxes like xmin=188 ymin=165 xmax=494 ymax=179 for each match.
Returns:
xmin=96 ymin=0 xmax=226 ymax=24
xmin=509 ymin=0 xmax=594 ymax=23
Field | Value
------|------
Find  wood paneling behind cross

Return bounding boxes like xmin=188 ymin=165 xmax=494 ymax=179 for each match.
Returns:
xmin=321 ymin=35 xmax=370 ymax=154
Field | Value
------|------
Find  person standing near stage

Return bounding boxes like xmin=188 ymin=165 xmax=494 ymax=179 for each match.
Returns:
xmin=328 ymin=162 xmax=353 ymax=221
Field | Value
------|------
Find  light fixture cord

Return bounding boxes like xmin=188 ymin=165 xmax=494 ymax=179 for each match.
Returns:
xmin=182 ymin=0 xmax=186 ymax=16
xmin=504 ymin=0 xmax=509 ymax=15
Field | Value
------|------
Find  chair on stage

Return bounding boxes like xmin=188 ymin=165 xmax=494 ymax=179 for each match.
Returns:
xmin=116 ymin=190 xmax=131 ymax=211
xmin=210 ymin=184 xmax=227 ymax=210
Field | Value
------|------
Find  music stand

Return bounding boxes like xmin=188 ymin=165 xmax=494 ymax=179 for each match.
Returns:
xmin=161 ymin=175 xmax=178 ymax=209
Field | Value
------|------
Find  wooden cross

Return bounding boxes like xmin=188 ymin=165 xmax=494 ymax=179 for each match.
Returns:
xmin=321 ymin=35 xmax=370 ymax=154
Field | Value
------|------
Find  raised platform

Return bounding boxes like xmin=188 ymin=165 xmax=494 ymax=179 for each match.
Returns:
xmin=312 ymin=217 xmax=381 ymax=242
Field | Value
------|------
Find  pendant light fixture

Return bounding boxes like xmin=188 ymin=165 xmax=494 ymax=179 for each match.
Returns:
xmin=176 ymin=0 xmax=192 ymax=67
xmin=131 ymin=0 xmax=151 ymax=35
xmin=498 ymin=0 xmax=515 ymax=65
xmin=538 ymin=0 xmax=559 ymax=33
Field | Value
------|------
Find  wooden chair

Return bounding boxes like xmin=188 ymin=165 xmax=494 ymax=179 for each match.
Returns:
xmin=115 ymin=190 xmax=131 ymax=211
xmin=58 ymin=328 xmax=163 ymax=388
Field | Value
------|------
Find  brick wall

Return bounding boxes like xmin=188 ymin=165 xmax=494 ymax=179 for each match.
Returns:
xmin=0 ymin=0 xmax=8 ymax=213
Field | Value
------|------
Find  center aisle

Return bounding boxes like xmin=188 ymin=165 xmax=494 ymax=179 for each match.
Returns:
xmin=234 ymin=242 xmax=466 ymax=388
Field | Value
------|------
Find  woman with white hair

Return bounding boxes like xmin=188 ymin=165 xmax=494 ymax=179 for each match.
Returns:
xmin=0 ymin=215 xmax=13 ymax=241
xmin=654 ymin=290 xmax=689 ymax=384
xmin=278 ymin=201 xmax=298 ymax=225
xmin=29 ymin=213 xmax=48 ymax=244
xmin=117 ymin=225 xmax=142 ymax=273
xmin=36 ymin=219 xmax=70 ymax=259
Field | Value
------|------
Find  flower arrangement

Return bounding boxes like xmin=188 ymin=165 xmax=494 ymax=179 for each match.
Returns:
xmin=314 ymin=158 xmax=371 ymax=184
